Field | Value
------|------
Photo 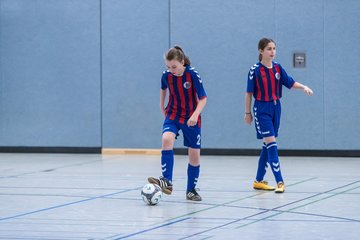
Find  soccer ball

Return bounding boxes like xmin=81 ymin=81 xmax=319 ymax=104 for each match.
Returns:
xmin=141 ymin=183 xmax=163 ymax=205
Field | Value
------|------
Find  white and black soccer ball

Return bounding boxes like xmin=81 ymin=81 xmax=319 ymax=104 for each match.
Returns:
xmin=141 ymin=183 xmax=163 ymax=205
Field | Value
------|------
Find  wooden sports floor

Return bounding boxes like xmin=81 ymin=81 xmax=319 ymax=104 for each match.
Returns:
xmin=0 ymin=153 xmax=359 ymax=239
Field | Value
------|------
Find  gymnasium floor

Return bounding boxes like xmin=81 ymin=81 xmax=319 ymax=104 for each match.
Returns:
xmin=0 ymin=153 xmax=359 ymax=239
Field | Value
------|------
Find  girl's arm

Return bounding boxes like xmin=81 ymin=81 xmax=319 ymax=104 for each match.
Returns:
xmin=187 ymin=97 xmax=207 ymax=127
xmin=160 ymin=89 xmax=167 ymax=116
xmin=244 ymin=93 xmax=253 ymax=125
xmin=292 ymin=82 xmax=313 ymax=96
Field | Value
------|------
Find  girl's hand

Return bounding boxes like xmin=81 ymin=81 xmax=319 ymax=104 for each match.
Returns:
xmin=244 ymin=113 xmax=253 ymax=125
xmin=303 ymin=86 xmax=313 ymax=96
xmin=187 ymin=114 xmax=198 ymax=127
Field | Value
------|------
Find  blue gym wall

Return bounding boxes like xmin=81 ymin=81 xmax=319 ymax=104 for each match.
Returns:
xmin=0 ymin=0 xmax=359 ymax=150
xmin=0 ymin=0 xmax=101 ymax=147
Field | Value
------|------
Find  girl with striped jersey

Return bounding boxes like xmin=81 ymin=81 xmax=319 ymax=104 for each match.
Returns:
xmin=148 ymin=46 xmax=207 ymax=201
xmin=245 ymin=38 xmax=313 ymax=193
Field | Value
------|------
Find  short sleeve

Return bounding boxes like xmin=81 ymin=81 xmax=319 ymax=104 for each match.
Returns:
xmin=161 ymin=71 xmax=168 ymax=90
xmin=279 ymin=64 xmax=295 ymax=89
xmin=190 ymin=69 xmax=207 ymax=99
xmin=246 ymin=68 xmax=255 ymax=93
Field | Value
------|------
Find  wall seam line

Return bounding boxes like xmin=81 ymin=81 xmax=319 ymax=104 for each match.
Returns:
xmin=100 ymin=0 xmax=104 ymax=148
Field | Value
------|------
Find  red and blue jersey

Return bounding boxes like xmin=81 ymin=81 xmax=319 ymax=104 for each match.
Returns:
xmin=246 ymin=62 xmax=295 ymax=101
xmin=161 ymin=66 xmax=207 ymax=125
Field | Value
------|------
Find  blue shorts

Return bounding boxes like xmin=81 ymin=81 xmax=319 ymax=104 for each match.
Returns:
xmin=253 ymin=100 xmax=281 ymax=139
xmin=163 ymin=118 xmax=201 ymax=149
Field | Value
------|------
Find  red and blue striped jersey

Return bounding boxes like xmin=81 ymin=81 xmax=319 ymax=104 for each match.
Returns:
xmin=246 ymin=62 xmax=295 ymax=101
xmin=161 ymin=66 xmax=207 ymax=125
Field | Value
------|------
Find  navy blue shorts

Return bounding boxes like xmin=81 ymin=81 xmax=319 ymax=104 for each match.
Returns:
xmin=162 ymin=118 xmax=201 ymax=149
xmin=253 ymin=100 xmax=281 ymax=139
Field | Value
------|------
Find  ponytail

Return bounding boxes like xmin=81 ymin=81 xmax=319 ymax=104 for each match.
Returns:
xmin=165 ymin=45 xmax=191 ymax=66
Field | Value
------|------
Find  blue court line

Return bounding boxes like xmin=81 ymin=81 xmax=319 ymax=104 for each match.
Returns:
xmin=0 ymin=192 xmax=130 ymax=200
xmin=271 ymin=180 xmax=360 ymax=211
xmin=0 ymin=159 xmax=100 ymax=179
xmin=0 ymin=237 xmax=75 ymax=240
xmin=234 ymin=184 xmax=360 ymax=229
xmin=0 ymin=193 xmax=100 ymax=198
xmin=274 ymin=201 xmax=360 ymax=222
xmin=0 ymin=188 xmax=136 ymax=198
xmin=0 ymin=187 xmax=140 ymax=222
xmin=177 ymin=180 xmax=360 ymax=239
xmin=148 ymin=177 xmax=318 ymax=226
xmin=193 ymin=216 xmax=350 ymax=223
xmin=283 ymin=185 xmax=360 ymax=214
xmin=192 ymin=203 xmax=360 ymax=223
xmin=245 ymin=218 xmax=352 ymax=223
xmin=242 ymin=182 xmax=359 ymax=224
xmin=0 ymin=185 xmax=123 ymax=191
xmin=176 ymin=210 xmax=270 ymax=240
xmin=106 ymin=217 xmax=191 ymax=240
xmin=105 ymin=178 xmax=317 ymax=240
xmin=254 ymin=181 xmax=358 ymax=225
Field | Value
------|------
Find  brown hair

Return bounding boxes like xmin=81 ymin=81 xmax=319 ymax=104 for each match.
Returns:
xmin=258 ymin=38 xmax=276 ymax=61
xmin=165 ymin=45 xmax=191 ymax=66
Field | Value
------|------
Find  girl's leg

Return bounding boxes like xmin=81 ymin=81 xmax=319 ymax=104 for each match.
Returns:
xmin=255 ymin=142 xmax=268 ymax=182
xmin=187 ymin=147 xmax=200 ymax=191
xmin=148 ymin=132 xmax=175 ymax=195
xmin=263 ymin=136 xmax=283 ymax=183
xmin=253 ymin=142 xmax=275 ymax=190
xmin=161 ymin=132 xmax=176 ymax=181
xmin=187 ymin=148 xmax=202 ymax=201
xmin=263 ymin=136 xmax=285 ymax=193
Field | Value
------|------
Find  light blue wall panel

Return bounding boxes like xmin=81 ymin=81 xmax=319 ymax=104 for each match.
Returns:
xmin=0 ymin=0 xmax=101 ymax=146
xmin=324 ymin=0 xmax=360 ymax=150
xmin=275 ymin=0 xmax=325 ymax=149
xmin=101 ymin=0 xmax=169 ymax=148
xmin=170 ymin=0 xmax=276 ymax=148
xmin=0 ymin=0 xmax=359 ymax=151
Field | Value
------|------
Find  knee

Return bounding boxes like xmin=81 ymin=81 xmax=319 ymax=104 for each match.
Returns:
xmin=264 ymin=136 xmax=276 ymax=145
xmin=162 ymin=135 xmax=174 ymax=149
xmin=188 ymin=148 xmax=200 ymax=166
xmin=189 ymin=158 xmax=200 ymax=166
